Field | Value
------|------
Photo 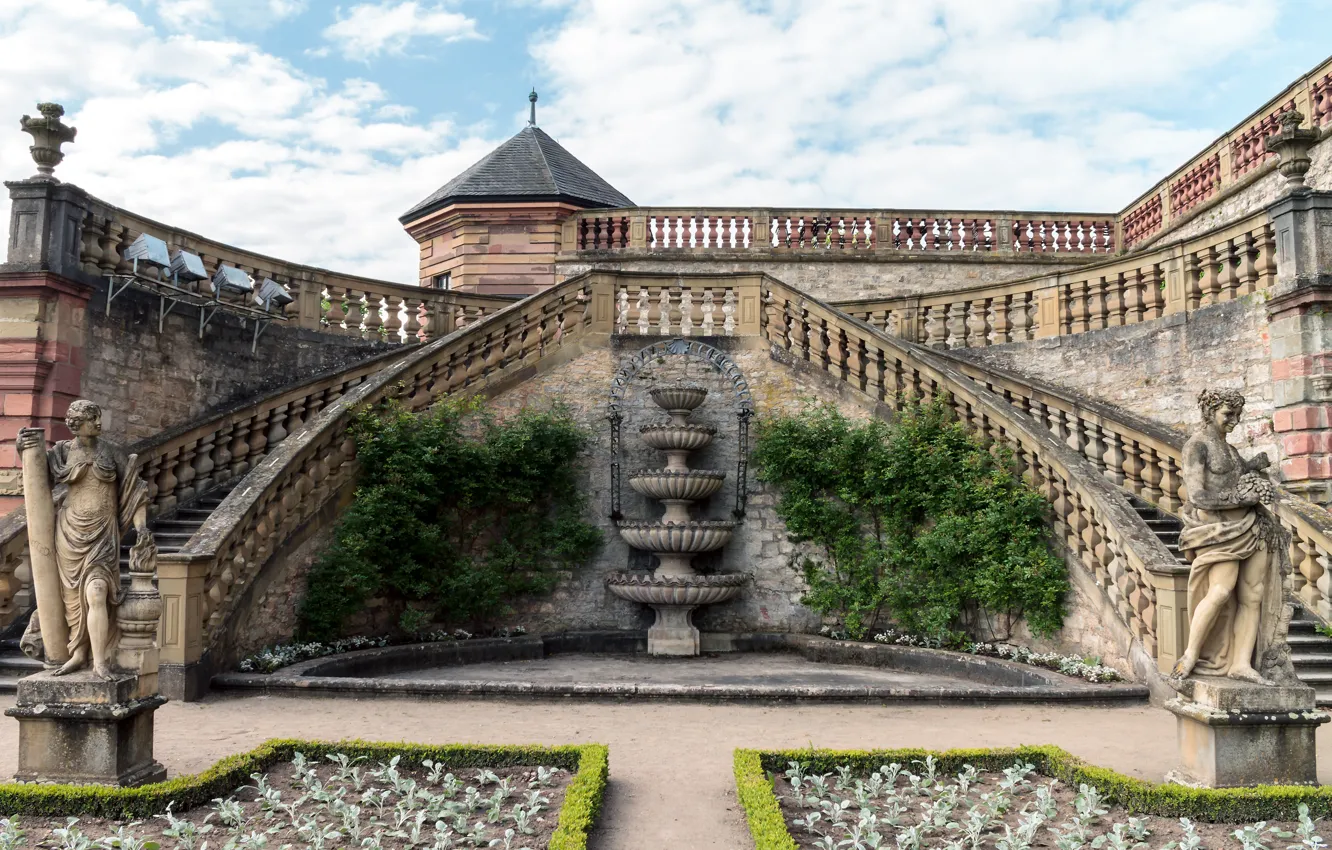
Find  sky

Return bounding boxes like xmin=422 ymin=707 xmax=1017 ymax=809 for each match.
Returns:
xmin=0 ymin=0 xmax=1330 ymax=284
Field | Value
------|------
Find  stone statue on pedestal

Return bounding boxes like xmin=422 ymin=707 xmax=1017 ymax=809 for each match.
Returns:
xmin=5 ymin=399 xmax=166 ymax=786
xmin=1171 ymin=388 xmax=1297 ymax=686
xmin=16 ymin=400 xmax=152 ymax=679
xmin=1164 ymin=388 xmax=1320 ymax=788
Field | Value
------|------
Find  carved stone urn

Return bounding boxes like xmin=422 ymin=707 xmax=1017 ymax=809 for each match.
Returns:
xmin=19 ymin=103 xmax=76 ymax=181
xmin=606 ymin=385 xmax=745 ymax=655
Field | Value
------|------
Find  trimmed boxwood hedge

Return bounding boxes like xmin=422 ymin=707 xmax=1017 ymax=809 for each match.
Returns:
xmin=0 ymin=738 xmax=608 ymax=850
xmin=736 ymin=743 xmax=1332 ymax=848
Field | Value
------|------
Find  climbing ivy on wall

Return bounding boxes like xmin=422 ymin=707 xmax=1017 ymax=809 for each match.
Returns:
xmin=753 ymin=398 xmax=1066 ymax=642
xmin=297 ymin=397 xmax=602 ymax=641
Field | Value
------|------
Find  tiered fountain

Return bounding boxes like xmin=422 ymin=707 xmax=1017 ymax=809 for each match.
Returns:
xmin=606 ymin=386 xmax=746 ymax=655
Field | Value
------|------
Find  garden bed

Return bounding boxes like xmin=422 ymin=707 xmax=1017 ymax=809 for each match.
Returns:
xmin=0 ymin=739 xmax=607 ymax=850
xmin=736 ymin=745 xmax=1332 ymax=850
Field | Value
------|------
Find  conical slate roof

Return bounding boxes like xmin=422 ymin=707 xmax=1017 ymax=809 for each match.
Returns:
xmin=400 ymin=126 xmax=634 ymax=222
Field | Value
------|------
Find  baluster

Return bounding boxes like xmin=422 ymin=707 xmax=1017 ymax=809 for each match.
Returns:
xmin=636 ymin=288 xmax=651 ymax=335
xmin=1121 ymin=439 xmax=1143 ymax=496
xmin=1217 ymin=239 xmax=1239 ymax=301
xmin=246 ymin=409 xmax=270 ymax=468
xmin=1316 ymin=552 xmax=1332 ymax=622
xmin=616 ymin=289 xmax=630 ymax=334
xmin=940 ymin=303 xmax=962 ymax=349
xmin=701 ymin=290 xmax=715 ymax=335
xmin=1086 ymin=277 xmax=1106 ymax=330
xmin=865 ymin=344 xmax=884 ymax=401
xmin=1067 ymin=280 xmax=1088 ymax=333
xmin=403 ymin=297 xmax=423 ymax=342
xmin=175 ymin=440 xmax=199 ymax=505
xmin=675 ymin=216 xmax=686 ymax=248
xmin=1143 ymin=264 xmax=1165 ymax=320
xmin=610 ymin=217 xmax=623 ymax=249
xmin=1105 ymin=275 xmax=1125 ymax=327
xmin=1063 ymin=411 xmax=1084 ymax=454
xmin=155 ymin=448 xmax=181 ymax=514
xmin=679 ymin=289 xmax=694 ymax=337
xmin=1159 ymin=456 xmax=1183 ymax=513
xmin=1082 ymin=421 xmax=1106 ymax=476
xmin=1238 ymin=231 xmax=1260 ymax=295
xmin=266 ymin=403 xmax=290 ymax=449
xmin=966 ymin=299 xmax=989 ymax=347
xmin=343 ymin=291 xmax=364 ymax=337
xmin=362 ymin=291 xmax=384 ymax=340
xmin=1256 ymin=223 xmax=1278 ymax=290
xmin=1122 ymin=270 xmax=1143 ymax=325
xmin=1139 ymin=445 xmax=1164 ymax=505
xmin=193 ymin=433 xmax=217 ymax=495
xmin=722 ymin=290 xmax=737 ymax=336
xmin=1046 ymin=407 xmax=1067 ymax=443
xmin=830 ymin=329 xmax=849 ymax=380
xmin=1101 ymin=430 xmax=1125 ymax=485
xmin=658 ymin=288 xmax=672 ymax=335
xmin=991 ymin=295 xmax=1012 ymax=345
xmin=924 ymin=306 xmax=947 ymax=348
xmin=1183 ymin=251 xmax=1203 ymax=310
xmin=383 ymin=294 xmax=404 ymax=343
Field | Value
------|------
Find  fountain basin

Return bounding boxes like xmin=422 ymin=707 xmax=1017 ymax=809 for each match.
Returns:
xmin=605 ymin=572 xmax=747 ymax=606
xmin=640 ymin=424 xmax=716 ymax=452
xmin=649 ymin=386 xmax=707 ymax=414
xmin=618 ymin=520 xmax=734 ymax=552
xmin=628 ymin=469 xmax=725 ymax=501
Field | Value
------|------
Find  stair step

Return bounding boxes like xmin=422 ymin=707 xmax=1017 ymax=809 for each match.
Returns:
xmin=1291 ymin=669 xmax=1332 ymax=684
xmin=1291 ymin=653 xmax=1332 ymax=667
xmin=152 ymin=520 xmax=206 ymax=531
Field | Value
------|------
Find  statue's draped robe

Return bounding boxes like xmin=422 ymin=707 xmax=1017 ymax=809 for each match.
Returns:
xmin=1180 ymin=501 xmax=1296 ymax=683
xmin=20 ymin=439 xmax=147 ymax=661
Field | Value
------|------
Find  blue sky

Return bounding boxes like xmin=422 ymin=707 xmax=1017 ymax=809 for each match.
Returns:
xmin=1 ymin=0 xmax=1330 ymax=282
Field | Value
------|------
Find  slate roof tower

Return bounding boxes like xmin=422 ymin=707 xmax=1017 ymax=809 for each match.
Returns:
xmin=401 ymin=93 xmax=633 ymax=296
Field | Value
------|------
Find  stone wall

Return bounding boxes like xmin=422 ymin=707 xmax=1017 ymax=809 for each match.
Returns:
xmin=84 ymin=279 xmax=392 ymax=445
xmin=556 ymin=255 xmax=1083 ymax=304
xmin=954 ymin=297 xmax=1276 ymax=461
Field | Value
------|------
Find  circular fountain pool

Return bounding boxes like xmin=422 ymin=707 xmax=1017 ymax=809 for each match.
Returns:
xmin=213 ymin=632 xmax=1149 ymax=704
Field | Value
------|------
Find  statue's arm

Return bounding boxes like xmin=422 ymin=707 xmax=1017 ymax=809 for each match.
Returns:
xmin=1244 ymin=451 xmax=1272 ymax=471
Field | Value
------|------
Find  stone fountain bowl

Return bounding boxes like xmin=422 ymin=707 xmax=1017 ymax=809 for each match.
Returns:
xmin=639 ymin=423 xmax=716 ymax=452
xmin=628 ymin=469 xmax=725 ymax=501
xmin=605 ymin=572 xmax=747 ymax=606
xmin=649 ymin=386 xmax=708 ymax=413
xmin=618 ymin=520 xmax=734 ymax=552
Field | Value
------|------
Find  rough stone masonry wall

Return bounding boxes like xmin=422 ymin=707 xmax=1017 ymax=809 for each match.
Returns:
xmin=954 ymin=297 xmax=1276 ymax=462
xmin=84 ymin=279 xmax=392 ymax=445
xmin=556 ymin=256 xmax=1082 ymax=303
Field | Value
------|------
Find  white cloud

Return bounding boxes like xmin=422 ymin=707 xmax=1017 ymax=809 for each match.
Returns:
xmin=529 ymin=0 xmax=1277 ymax=212
xmin=322 ymin=1 xmax=483 ymax=61
xmin=0 ymin=0 xmax=503 ymax=282
xmin=150 ymin=0 xmax=308 ymax=30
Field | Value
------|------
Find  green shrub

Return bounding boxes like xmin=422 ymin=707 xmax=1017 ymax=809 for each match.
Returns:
xmin=736 ymin=744 xmax=1332 ymax=841
xmin=752 ymin=398 xmax=1065 ymax=641
xmin=298 ymin=397 xmax=602 ymax=641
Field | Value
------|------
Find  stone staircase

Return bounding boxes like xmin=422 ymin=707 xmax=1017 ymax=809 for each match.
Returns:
xmin=1128 ymin=495 xmax=1332 ymax=705
xmin=0 ymin=483 xmax=237 ymax=693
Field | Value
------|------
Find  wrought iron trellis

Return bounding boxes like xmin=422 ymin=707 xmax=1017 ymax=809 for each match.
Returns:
xmin=607 ymin=338 xmax=754 ymax=520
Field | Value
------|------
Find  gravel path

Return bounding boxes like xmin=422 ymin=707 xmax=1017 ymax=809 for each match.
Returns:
xmin=0 ymin=694 xmax=1327 ymax=849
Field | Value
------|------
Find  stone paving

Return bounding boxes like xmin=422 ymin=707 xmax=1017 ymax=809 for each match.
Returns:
xmin=4 ymin=694 xmax=1329 ymax=849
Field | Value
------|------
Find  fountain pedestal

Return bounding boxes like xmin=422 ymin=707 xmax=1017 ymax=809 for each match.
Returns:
xmin=606 ymin=386 xmax=745 ymax=656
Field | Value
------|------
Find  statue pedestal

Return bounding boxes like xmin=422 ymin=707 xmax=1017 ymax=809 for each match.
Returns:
xmin=4 ymin=670 xmax=166 ymax=786
xmin=1166 ymin=676 xmax=1328 ymax=787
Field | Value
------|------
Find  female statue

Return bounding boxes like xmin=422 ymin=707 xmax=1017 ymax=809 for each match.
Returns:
xmin=1173 ymin=388 xmax=1293 ymax=685
xmin=16 ymin=400 xmax=149 ymax=679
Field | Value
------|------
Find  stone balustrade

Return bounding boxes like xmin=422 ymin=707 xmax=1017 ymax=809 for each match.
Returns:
xmin=77 ymin=197 xmax=514 ymax=342
xmin=564 ymin=208 xmax=1117 ymax=255
xmin=610 ymin=274 xmax=764 ymax=336
xmin=835 ymin=211 xmax=1276 ymax=350
xmin=759 ymin=279 xmax=1176 ymax=669
xmin=1118 ymin=55 xmax=1332 ymax=248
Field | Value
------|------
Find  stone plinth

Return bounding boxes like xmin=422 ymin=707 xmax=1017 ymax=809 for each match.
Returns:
xmin=1166 ymin=676 xmax=1328 ymax=787
xmin=4 ymin=670 xmax=166 ymax=786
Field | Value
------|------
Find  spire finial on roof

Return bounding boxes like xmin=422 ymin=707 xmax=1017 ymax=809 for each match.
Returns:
xmin=528 ymin=88 xmax=538 ymax=127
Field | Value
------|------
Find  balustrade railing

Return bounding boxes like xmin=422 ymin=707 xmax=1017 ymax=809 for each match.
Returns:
xmin=78 ymin=198 xmax=514 ymax=343
xmin=610 ymin=274 xmax=763 ymax=337
xmin=1117 ymin=54 xmax=1332 ymax=248
xmin=835 ymin=211 xmax=1275 ymax=351
xmin=563 ymin=208 xmax=1116 ymax=256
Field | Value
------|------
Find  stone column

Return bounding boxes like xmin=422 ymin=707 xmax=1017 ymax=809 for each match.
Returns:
xmin=155 ymin=553 xmax=212 ymax=701
xmin=1146 ymin=560 xmax=1191 ymax=674
xmin=1266 ymin=191 xmax=1332 ymax=503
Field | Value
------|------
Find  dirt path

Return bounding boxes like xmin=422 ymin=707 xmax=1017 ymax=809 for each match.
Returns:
xmin=0 ymin=694 xmax=1325 ymax=849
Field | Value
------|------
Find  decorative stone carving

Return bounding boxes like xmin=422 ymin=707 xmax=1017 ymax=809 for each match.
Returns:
xmin=606 ymin=385 xmax=746 ymax=655
xmin=1171 ymin=388 xmax=1296 ymax=686
xmin=19 ymin=102 xmax=76 ymax=181
xmin=1163 ymin=388 xmax=1325 ymax=788
xmin=1264 ymin=108 xmax=1318 ymax=190
xmin=6 ymin=399 xmax=166 ymax=786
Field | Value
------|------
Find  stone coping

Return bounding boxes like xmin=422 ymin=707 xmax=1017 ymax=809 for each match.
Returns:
xmin=211 ymin=631 xmax=1149 ymax=704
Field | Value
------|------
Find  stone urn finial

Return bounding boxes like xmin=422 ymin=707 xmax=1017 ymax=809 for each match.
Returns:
xmin=19 ymin=102 xmax=76 ymax=181
xmin=1264 ymin=108 xmax=1318 ymax=191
